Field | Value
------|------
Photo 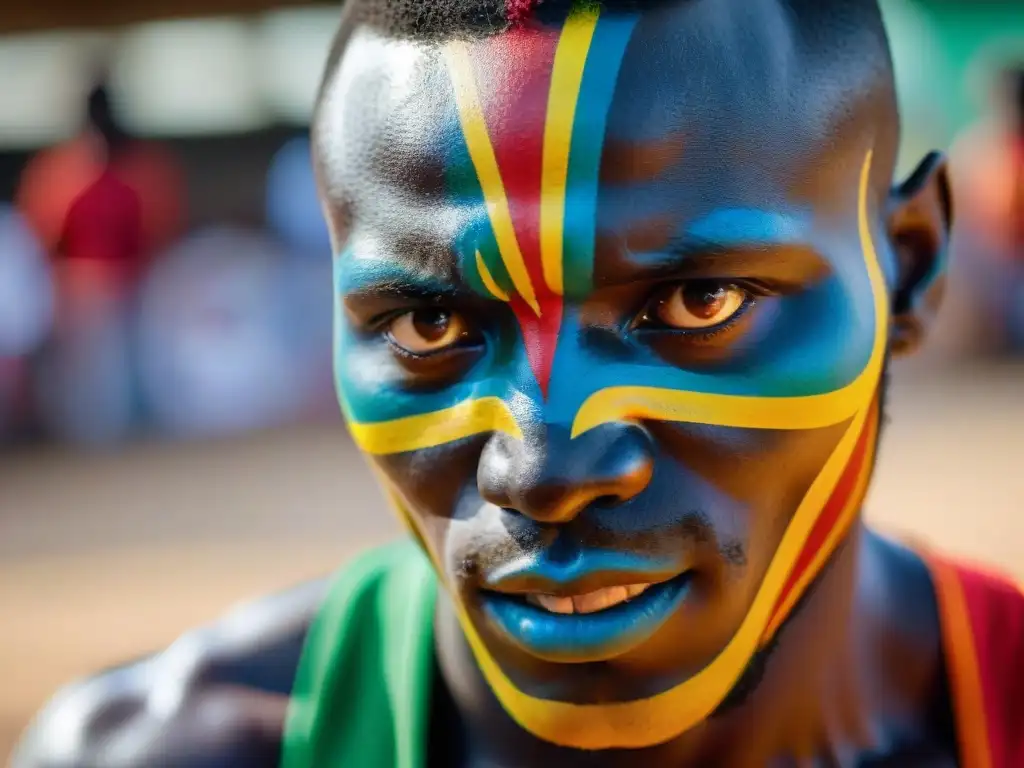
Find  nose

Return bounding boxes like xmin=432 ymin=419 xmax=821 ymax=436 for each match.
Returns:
xmin=478 ymin=422 xmax=654 ymax=525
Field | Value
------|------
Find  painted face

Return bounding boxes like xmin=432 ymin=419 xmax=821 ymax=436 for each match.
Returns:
xmin=317 ymin=0 xmax=896 ymax=751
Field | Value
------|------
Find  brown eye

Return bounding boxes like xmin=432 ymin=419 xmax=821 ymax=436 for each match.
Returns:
xmin=652 ymin=281 xmax=748 ymax=330
xmin=386 ymin=309 xmax=469 ymax=355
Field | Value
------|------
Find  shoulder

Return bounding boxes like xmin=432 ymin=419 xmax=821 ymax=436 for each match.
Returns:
xmin=925 ymin=550 xmax=1024 ymax=653
xmin=11 ymin=578 xmax=330 ymax=768
xmin=870 ymin=533 xmax=943 ymax=654
xmin=921 ymin=548 xmax=1024 ymax=763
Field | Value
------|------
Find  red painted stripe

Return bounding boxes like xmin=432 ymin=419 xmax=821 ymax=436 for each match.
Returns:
xmin=471 ymin=27 xmax=557 ymax=297
xmin=766 ymin=419 xmax=872 ymax=629
xmin=511 ymin=293 xmax=562 ymax=397
xmin=469 ymin=26 xmax=564 ymax=395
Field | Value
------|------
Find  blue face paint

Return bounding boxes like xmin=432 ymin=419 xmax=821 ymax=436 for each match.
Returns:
xmin=322 ymin=0 xmax=898 ymax=744
xmin=685 ymin=208 xmax=813 ymax=246
xmin=482 ymin=573 xmax=691 ymax=662
xmin=482 ymin=548 xmax=680 ymax=589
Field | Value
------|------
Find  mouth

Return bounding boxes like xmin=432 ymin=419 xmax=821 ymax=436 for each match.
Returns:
xmin=478 ymin=570 xmax=693 ymax=663
xmin=526 ymin=583 xmax=655 ymax=615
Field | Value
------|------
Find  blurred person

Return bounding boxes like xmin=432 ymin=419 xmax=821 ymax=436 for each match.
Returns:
xmin=15 ymin=2 xmax=1024 ymax=767
xmin=18 ymin=79 xmax=182 ymax=445
xmin=951 ymin=64 xmax=1024 ymax=355
xmin=1001 ymin=67 xmax=1024 ymax=350
xmin=17 ymin=77 xmax=184 ymax=271
xmin=0 ymin=205 xmax=53 ymax=439
xmin=135 ymin=227 xmax=328 ymax=439
xmin=25 ymin=83 xmax=143 ymax=445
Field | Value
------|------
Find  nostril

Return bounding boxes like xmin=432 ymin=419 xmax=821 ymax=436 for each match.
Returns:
xmin=592 ymin=494 xmax=623 ymax=509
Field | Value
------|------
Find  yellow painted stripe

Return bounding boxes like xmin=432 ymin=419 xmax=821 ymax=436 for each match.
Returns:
xmin=572 ymin=382 xmax=865 ymax=437
xmin=347 ymin=396 xmax=521 ymax=455
xmin=476 ymin=249 xmax=510 ymax=302
xmin=540 ymin=6 xmax=600 ymax=295
xmin=443 ymin=44 xmax=541 ymax=316
xmin=761 ymin=402 xmax=878 ymax=641
xmin=465 ymin=403 xmax=873 ymax=748
xmin=354 ymin=151 xmax=886 ymax=750
xmin=570 ymin=163 xmax=888 ymax=438
xmin=438 ymin=151 xmax=887 ymax=749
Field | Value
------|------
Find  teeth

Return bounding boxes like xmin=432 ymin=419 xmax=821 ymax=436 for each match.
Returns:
xmin=574 ymin=586 xmax=628 ymax=614
xmin=533 ymin=594 xmax=576 ymax=614
xmin=528 ymin=584 xmax=652 ymax=615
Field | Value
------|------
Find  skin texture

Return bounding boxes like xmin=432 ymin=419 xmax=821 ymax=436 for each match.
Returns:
xmin=12 ymin=580 xmax=326 ymax=768
xmin=14 ymin=0 xmax=956 ymax=765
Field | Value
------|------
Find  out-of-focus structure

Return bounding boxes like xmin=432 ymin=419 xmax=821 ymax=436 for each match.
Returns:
xmin=2 ymin=0 xmax=1023 ymax=760
xmin=0 ymin=0 xmax=1018 ymax=447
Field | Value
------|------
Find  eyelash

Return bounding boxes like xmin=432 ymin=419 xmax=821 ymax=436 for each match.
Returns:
xmin=372 ymin=307 xmax=484 ymax=360
xmin=632 ymin=280 xmax=769 ymax=339
xmin=385 ymin=339 xmax=433 ymax=361
xmin=641 ymin=297 xmax=757 ymax=341
xmin=370 ymin=278 xmax=772 ymax=355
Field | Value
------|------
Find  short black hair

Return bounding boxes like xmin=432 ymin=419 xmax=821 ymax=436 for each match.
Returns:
xmin=332 ymin=0 xmax=888 ymax=43
xmin=341 ymin=0 xmax=691 ymax=42
xmin=316 ymin=0 xmax=897 ymax=165
xmin=318 ymin=0 xmax=894 ymax=120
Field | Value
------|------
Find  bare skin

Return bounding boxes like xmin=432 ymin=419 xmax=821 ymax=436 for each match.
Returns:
xmin=13 ymin=530 xmax=957 ymax=767
xmin=14 ymin=0 xmax=959 ymax=764
xmin=12 ymin=581 xmax=325 ymax=768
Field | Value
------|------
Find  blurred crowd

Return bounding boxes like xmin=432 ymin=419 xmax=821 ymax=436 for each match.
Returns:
xmin=0 ymin=80 xmax=336 ymax=448
xmin=1 ymin=50 xmax=1024 ymax=451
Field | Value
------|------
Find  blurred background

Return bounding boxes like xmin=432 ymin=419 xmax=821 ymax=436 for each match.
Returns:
xmin=2 ymin=0 xmax=1024 ymax=759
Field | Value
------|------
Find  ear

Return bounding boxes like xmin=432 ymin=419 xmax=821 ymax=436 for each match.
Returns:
xmin=885 ymin=152 xmax=953 ymax=356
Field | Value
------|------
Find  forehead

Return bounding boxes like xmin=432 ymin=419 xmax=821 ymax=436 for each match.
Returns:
xmin=316 ymin=0 xmax=879 ymax=261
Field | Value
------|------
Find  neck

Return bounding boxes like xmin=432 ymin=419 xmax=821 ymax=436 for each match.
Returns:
xmin=434 ymin=524 xmax=946 ymax=766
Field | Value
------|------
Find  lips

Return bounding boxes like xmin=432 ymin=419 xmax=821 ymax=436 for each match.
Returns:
xmin=527 ymin=583 xmax=653 ymax=615
xmin=479 ymin=568 xmax=693 ymax=662
xmin=479 ymin=550 xmax=682 ymax=598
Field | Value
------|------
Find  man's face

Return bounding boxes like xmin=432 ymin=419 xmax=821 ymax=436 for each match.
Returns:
xmin=317 ymin=0 xmax=894 ymax=749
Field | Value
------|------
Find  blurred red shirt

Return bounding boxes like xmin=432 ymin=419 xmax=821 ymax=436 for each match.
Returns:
xmin=17 ymin=135 xmax=184 ymax=309
xmin=17 ymin=136 xmax=184 ymax=260
xmin=60 ymin=168 xmax=143 ymax=262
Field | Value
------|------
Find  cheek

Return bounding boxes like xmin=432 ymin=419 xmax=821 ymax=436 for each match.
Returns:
xmin=333 ymin=319 xmax=439 ymax=428
xmin=372 ymin=436 xmax=490 ymax=561
xmin=645 ymin=297 xmax=782 ymax=371
xmin=749 ymin=282 xmax=870 ymax=395
xmin=647 ymin=420 xmax=848 ymax=572
xmin=333 ymin=321 xmax=403 ymax=395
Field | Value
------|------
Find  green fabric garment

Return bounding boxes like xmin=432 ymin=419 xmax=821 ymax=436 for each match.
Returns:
xmin=281 ymin=540 xmax=438 ymax=768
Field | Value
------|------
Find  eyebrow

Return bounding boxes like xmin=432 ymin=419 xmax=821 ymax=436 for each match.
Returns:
xmin=337 ymin=256 xmax=469 ymax=306
xmin=621 ymin=208 xmax=830 ymax=287
xmin=685 ymin=208 xmax=812 ymax=246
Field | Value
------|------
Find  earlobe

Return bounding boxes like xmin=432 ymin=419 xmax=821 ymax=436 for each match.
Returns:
xmin=886 ymin=151 xmax=953 ymax=357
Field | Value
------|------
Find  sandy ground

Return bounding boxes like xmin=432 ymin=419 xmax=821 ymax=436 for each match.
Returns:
xmin=2 ymin=362 xmax=1023 ymax=760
